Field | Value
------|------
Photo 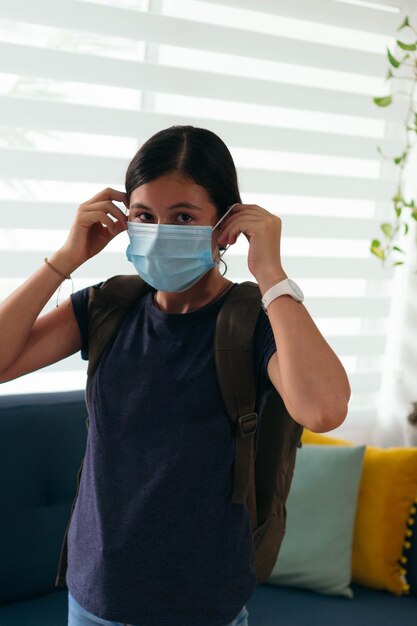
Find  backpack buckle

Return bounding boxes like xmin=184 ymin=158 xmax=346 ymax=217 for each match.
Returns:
xmin=237 ymin=412 xmax=258 ymax=437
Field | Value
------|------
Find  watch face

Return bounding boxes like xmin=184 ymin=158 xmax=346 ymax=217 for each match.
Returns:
xmin=288 ymin=279 xmax=303 ymax=299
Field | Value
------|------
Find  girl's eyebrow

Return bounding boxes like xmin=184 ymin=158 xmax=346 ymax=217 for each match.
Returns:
xmin=130 ymin=202 xmax=202 ymax=211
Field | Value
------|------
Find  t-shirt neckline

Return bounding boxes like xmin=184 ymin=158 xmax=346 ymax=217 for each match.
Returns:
xmin=147 ymin=282 xmax=238 ymax=319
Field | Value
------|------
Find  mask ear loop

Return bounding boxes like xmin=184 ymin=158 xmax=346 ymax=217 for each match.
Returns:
xmin=219 ymin=258 xmax=227 ymax=276
xmin=218 ymin=244 xmax=230 ymax=259
xmin=213 ymin=204 xmax=238 ymax=231
xmin=213 ymin=204 xmax=238 ymax=260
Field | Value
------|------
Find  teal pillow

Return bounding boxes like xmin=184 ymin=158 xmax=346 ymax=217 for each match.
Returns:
xmin=267 ymin=443 xmax=365 ymax=598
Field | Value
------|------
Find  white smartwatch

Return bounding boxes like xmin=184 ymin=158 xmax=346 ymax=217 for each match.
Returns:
xmin=261 ymin=278 xmax=304 ymax=314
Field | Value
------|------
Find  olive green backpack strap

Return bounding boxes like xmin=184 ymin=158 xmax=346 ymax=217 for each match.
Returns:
xmin=214 ymin=281 xmax=261 ymax=528
xmin=214 ymin=280 xmax=303 ymax=585
xmin=85 ymin=274 xmax=152 ymax=407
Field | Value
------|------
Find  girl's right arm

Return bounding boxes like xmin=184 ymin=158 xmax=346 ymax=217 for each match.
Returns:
xmin=0 ymin=187 xmax=129 ymax=383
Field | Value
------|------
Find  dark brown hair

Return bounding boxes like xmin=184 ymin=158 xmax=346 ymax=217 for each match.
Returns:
xmin=125 ymin=124 xmax=242 ymax=261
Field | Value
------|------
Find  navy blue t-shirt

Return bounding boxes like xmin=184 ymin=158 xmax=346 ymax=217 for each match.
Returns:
xmin=66 ymin=280 xmax=277 ymax=626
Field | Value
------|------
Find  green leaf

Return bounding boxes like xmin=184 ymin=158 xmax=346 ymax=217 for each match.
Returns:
xmin=393 ymin=245 xmax=405 ymax=253
xmin=393 ymin=261 xmax=405 ymax=266
xmin=373 ymin=95 xmax=393 ymax=107
xmin=393 ymin=152 xmax=407 ymax=164
xmin=412 ymin=209 xmax=417 ymax=220
xmin=381 ymin=223 xmax=393 ymax=237
xmin=369 ymin=239 xmax=385 ymax=259
xmin=387 ymin=47 xmax=400 ymax=68
xmin=385 ymin=68 xmax=394 ymax=81
xmin=376 ymin=145 xmax=388 ymax=158
xmin=397 ymin=16 xmax=410 ymax=31
xmin=404 ymin=222 xmax=409 ymax=235
xmin=397 ymin=40 xmax=417 ymax=50
xmin=395 ymin=207 xmax=402 ymax=217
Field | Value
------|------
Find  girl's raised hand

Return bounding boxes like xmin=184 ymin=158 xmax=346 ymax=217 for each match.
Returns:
xmin=60 ymin=187 xmax=129 ymax=266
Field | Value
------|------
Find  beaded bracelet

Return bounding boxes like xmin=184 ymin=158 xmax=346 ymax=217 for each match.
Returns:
xmin=44 ymin=257 xmax=75 ymax=307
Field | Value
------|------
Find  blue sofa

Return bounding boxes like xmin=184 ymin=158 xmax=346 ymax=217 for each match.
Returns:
xmin=0 ymin=389 xmax=416 ymax=626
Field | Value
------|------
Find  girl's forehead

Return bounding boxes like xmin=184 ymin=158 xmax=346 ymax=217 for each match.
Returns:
xmin=129 ymin=175 xmax=211 ymax=204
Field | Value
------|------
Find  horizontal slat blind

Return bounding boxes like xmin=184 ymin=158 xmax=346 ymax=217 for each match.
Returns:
xmin=0 ymin=0 xmax=404 ymax=74
xmin=0 ymin=98 xmax=406 ymax=156
xmin=203 ymin=0 xmax=403 ymax=35
xmin=0 ymin=0 xmax=407 ymax=443
xmin=0 ymin=40 xmax=408 ymax=120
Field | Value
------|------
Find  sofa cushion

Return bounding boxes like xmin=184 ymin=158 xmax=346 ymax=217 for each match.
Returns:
xmin=0 ymin=582 xmax=416 ymax=626
xmin=267 ymin=443 xmax=365 ymax=598
xmin=302 ymin=429 xmax=417 ymax=596
xmin=0 ymin=589 xmax=68 ymax=626
xmin=246 ymin=582 xmax=417 ymax=626
xmin=0 ymin=390 xmax=88 ymax=605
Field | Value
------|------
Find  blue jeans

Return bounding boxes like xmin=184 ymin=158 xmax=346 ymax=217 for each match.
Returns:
xmin=68 ymin=591 xmax=249 ymax=626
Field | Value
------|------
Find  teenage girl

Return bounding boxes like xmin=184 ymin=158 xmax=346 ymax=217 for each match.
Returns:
xmin=0 ymin=125 xmax=350 ymax=626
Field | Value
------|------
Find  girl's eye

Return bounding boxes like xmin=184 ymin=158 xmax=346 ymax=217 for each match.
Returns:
xmin=136 ymin=212 xmax=153 ymax=222
xmin=177 ymin=213 xmax=193 ymax=223
xmin=136 ymin=212 xmax=193 ymax=223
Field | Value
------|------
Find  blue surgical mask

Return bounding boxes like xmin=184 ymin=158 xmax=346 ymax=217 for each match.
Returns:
xmin=125 ymin=205 xmax=235 ymax=292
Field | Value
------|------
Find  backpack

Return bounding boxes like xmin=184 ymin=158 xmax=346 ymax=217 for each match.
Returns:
xmin=55 ymin=274 xmax=303 ymax=589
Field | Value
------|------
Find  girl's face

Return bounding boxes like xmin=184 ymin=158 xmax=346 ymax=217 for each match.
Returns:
xmin=128 ymin=173 xmax=225 ymax=260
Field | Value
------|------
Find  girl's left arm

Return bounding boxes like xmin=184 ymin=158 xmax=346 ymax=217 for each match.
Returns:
xmin=258 ymin=269 xmax=350 ymax=433
xmin=217 ymin=203 xmax=351 ymax=433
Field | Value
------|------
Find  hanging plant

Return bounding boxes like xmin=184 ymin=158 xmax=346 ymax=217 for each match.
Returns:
xmin=371 ymin=15 xmax=417 ymax=270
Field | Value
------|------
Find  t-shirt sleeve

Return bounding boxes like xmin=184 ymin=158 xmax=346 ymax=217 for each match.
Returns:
xmin=70 ymin=282 xmax=103 ymax=361
xmin=253 ymin=308 xmax=277 ymax=392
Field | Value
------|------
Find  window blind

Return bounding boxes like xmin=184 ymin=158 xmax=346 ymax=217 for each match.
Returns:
xmin=0 ymin=0 xmax=410 ymax=444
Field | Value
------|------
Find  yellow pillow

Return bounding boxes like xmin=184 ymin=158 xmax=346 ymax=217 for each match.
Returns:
xmin=301 ymin=429 xmax=417 ymax=595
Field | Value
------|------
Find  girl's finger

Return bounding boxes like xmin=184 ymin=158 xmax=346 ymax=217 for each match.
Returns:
xmin=86 ymin=211 xmax=117 ymax=234
xmin=83 ymin=187 xmax=128 ymax=209
xmin=83 ymin=201 xmax=128 ymax=224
